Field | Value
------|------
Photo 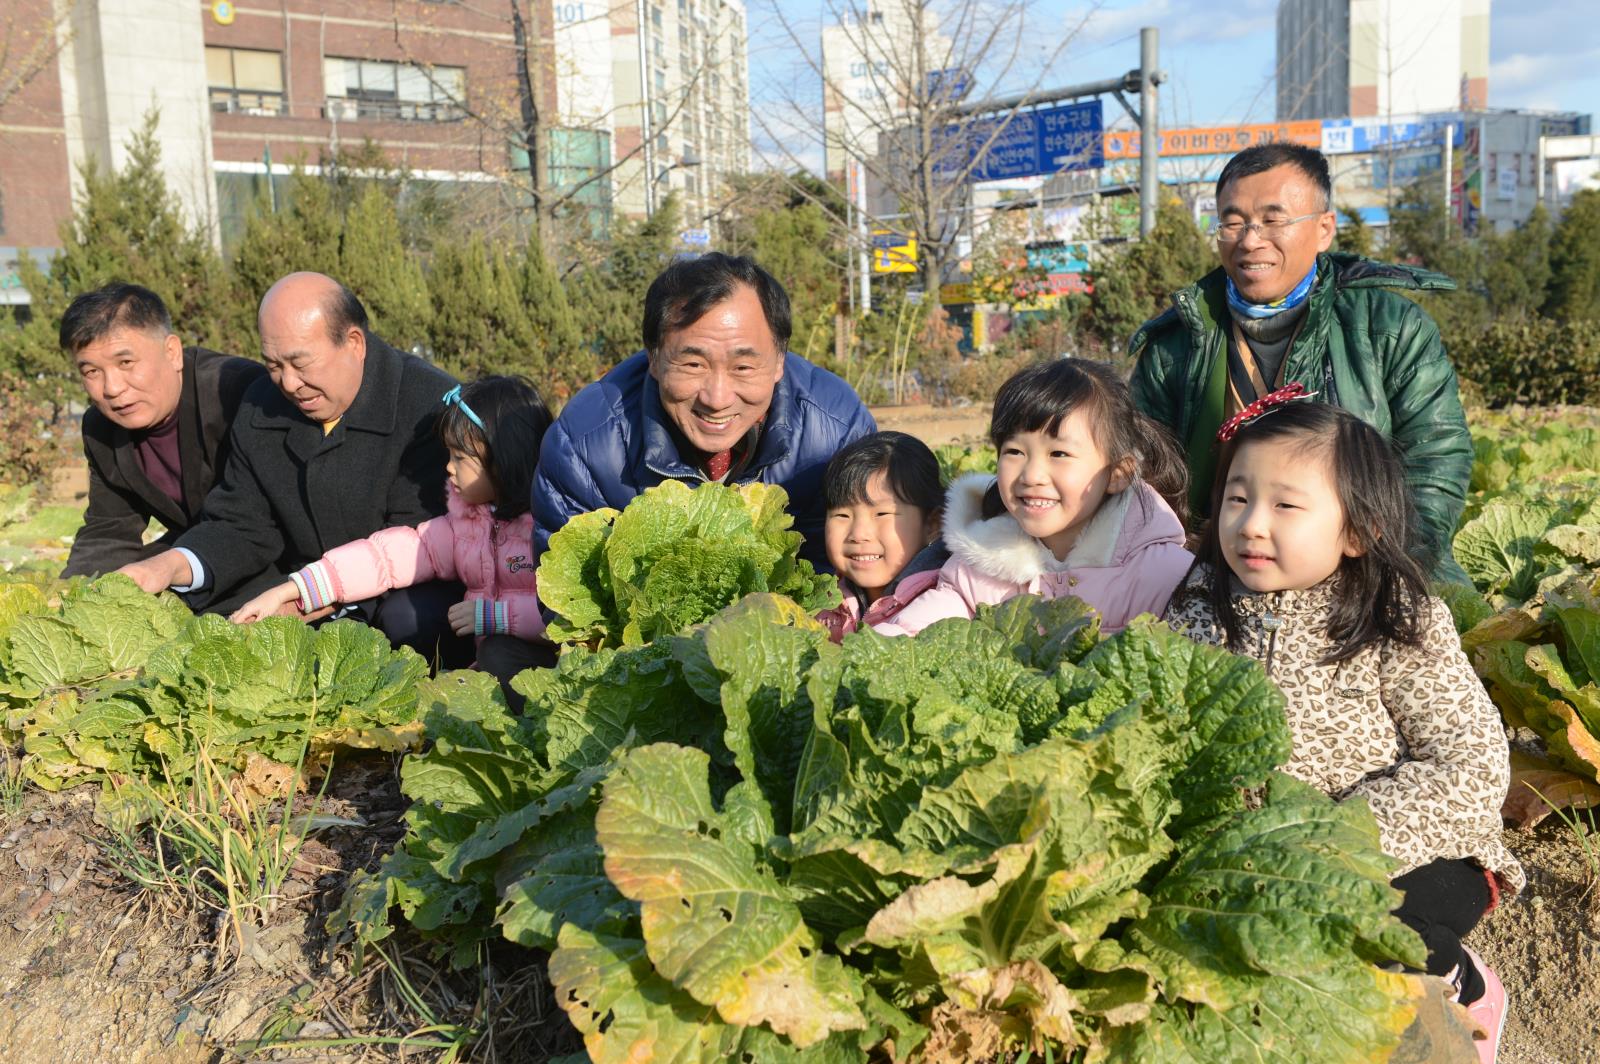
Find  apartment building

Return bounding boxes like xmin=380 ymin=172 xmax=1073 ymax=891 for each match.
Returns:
xmin=0 ymin=0 xmax=751 ymax=301
xmin=557 ymin=0 xmax=752 ymax=220
xmin=1277 ymin=0 xmax=1491 ymax=122
xmin=821 ymin=0 xmax=950 ymax=184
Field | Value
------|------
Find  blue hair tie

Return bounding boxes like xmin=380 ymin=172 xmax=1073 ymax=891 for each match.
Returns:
xmin=442 ymin=385 xmax=486 ymax=431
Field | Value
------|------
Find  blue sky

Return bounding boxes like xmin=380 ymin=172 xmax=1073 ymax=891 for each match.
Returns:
xmin=748 ymin=0 xmax=1599 ymax=171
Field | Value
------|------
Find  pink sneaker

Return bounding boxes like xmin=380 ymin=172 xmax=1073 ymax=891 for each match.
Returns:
xmin=1461 ymin=945 xmax=1507 ymax=1064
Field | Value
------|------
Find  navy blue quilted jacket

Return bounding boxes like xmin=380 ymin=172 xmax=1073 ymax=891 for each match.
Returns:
xmin=531 ymin=350 xmax=876 ymax=564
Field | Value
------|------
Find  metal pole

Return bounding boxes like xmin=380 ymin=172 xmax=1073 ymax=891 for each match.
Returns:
xmin=1139 ymin=27 xmax=1159 ymax=238
xmin=637 ymin=0 xmax=655 ymax=216
xmin=855 ymin=157 xmax=871 ymax=313
xmin=1443 ymin=124 xmax=1454 ymax=228
xmin=1536 ymin=135 xmax=1546 ymax=206
xmin=264 ymin=145 xmax=276 ymax=213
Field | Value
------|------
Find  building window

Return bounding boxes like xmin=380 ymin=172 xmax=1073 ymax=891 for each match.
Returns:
xmin=206 ymin=47 xmax=285 ymax=116
xmin=323 ymin=57 xmax=464 ymax=122
xmin=654 ymin=68 xmax=666 ymax=93
xmin=651 ymin=5 xmax=662 ymax=28
xmin=548 ymin=127 xmax=613 ymax=236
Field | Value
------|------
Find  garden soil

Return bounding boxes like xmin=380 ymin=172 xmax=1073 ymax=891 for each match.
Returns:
xmin=0 ymin=406 xmax=1593 ymax=1062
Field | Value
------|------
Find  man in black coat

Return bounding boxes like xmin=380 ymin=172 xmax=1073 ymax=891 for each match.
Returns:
xmin=62 ymin=283 xmax=267 ymax=578
xmin=118 ymin=272 xmax=471 ymax=666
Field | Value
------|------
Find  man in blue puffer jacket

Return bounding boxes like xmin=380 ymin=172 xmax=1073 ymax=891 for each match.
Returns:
xmin=532 ymin=253 xmax=876 ymax=565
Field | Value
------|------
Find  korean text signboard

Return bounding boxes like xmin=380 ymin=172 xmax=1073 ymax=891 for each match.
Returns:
xmin=1102 ymin=120 xmax=1322 ymax=160
xmin=935 ymin=99 xmax=1104 ymax=182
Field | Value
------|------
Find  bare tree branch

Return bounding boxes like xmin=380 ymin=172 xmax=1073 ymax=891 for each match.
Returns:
xmin=0 ymin=5 xmax=71 ymax=114
xmin=750 ymin=0 xmax=1098 ymax=294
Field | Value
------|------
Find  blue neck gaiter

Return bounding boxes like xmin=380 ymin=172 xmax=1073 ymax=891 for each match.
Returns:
xmin=1226 ymin=263 xmax=1317 ymax=320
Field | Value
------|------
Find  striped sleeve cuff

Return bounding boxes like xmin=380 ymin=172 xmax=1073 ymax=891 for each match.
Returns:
xmin=474 ymin=599 xmax=509 ymax=636
xmin=290 ymin=562 xmax=337 ymax=613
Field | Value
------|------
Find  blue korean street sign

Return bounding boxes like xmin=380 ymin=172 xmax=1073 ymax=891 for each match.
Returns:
xmin=1320 ymin=114 xmax=1466 ymax=155
xmin=679 ymin=228 xmax=711 ymax=247
xmin=934 ymin=99 xmax=1104 ymax=182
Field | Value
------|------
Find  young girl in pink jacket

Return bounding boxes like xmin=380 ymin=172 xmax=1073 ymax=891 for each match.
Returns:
xmin=815 ymin=432 xmax=948 ymax=642
xmin=882 ymin=359 xmax=1192 ymax=637
xmin=231 ymin=375 xmax=556 ymax=694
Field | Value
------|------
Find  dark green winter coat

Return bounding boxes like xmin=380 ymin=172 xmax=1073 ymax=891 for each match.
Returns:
xmin=1128 ymin=251 xmax=1471 ymax=583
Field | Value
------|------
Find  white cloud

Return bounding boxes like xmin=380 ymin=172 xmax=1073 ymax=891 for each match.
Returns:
xmin=1490 ymin=46 xmax=1600 ymax=110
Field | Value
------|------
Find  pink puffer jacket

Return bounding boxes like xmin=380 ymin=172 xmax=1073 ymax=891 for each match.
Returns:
xmin=880 ymin=473 xmax=1193 ymax=637
xmin=818 ymin=568 xmax=942 ymax=643
xmin=291 ymin=485 xmax=546 ymax=644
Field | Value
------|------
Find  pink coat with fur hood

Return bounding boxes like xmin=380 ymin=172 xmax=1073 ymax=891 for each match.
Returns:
xmin=880 ymin=472 xmax=1193 ymax=636
xmin=818 ymin=568 xmax=942 ymax=642
xmin=291 ymin=485 xmax=546 ymax=645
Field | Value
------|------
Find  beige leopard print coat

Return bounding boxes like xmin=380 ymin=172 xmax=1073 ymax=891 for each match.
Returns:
xmin=1166 ymin=569 xmax=1524 ymax=895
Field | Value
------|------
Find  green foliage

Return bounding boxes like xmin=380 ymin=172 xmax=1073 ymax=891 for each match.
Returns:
xmin=1334 ymin=203 xmax=1376 ymax=258
xmin=1454 ymin=407 xmax=1600 ymax=780
xmin=228 ymin=167 xmax=344 ymax=342
xmin=428 ymin=236 xmax=537 ymax=379
xmin=232 ymin=166 xmax=435 ymax=354
xmin=933 ymin=442 xmax=996 ymax=484
xmin=338 ymin=595 xmax=1422 ymax=1061
xmin=0 ymin=576 xmax=427 ymax=821
xmin=0 ymin=375 xmax=71 ymax=488
xmin=539 ymin=481 xmax=840 ymax=648
xmin=1450 ymin=317 xmax=1600 ymax=407
xmin=1546 ymin=188 xmax=1600 ymax=322
xmin=1081 ymin=198 xmax=1216 ymax=349
xmin=339 ymin=184 xmax=433 ymax=353
xmin=1386 ymin=178 xmax=1490 ymax=343
xmin=564 ymin=195 xmax=682 ymax=367
xmin=1482 ymin=205 xmax=1553 ymax=320
xmin=519 ymin=241 xmax=589 ymax=402
xmin=719 ymin=173 xmax=845 ymax=360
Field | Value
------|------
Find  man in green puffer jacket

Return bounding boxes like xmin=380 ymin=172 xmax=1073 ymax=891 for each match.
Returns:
xmin=1129 ymin=143 xmax=1472 ymax=584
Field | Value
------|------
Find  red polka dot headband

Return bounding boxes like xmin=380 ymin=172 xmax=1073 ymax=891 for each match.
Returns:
xmin=1216 ymin=382 xmax=1319 ymax=443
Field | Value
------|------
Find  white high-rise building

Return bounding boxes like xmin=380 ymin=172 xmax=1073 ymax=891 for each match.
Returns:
xmin=554 ymin=0 xmax=752 ymax=224
xmin=1277 ymin=0 xmax=1490 ymax=121
xmin=821 ymin=1 xmax=951 ymax=184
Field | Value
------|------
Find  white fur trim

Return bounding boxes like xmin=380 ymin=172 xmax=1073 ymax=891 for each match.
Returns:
xmin=940 ymin=471 xmax=1142 ymax=583
xmin=941 ymin=473 xmax=1055 ymax=584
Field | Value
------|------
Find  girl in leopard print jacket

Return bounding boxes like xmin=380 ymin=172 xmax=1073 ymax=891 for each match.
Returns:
xmin=1165 ymin=399 xmax=1520 ymax=1038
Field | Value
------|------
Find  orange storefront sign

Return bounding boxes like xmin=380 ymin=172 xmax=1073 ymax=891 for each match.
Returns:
xmin=1102 ymin=121 xmax=1322 ymax=160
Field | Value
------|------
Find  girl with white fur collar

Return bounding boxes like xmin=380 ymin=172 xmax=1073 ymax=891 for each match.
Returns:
xmin=880 ymin=359 xmax=1193 ymax=637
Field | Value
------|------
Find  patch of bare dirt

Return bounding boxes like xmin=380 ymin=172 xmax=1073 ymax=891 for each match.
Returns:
xmin=1468 ymin=822 xmax=1600 ymax=1064
xmin=0 ymin=756 xmax=470 ymax=1063
xmin=48 ymin=461 xmax=88 ymax=508
xmin=0 ymin=788 xmax=215 ymax=1063
xmin=869 ymin=403 xmax=991 ymax=449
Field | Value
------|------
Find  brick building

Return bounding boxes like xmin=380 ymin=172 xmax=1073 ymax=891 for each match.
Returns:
xmin=0 ymin=0 xmax=751 ymax=307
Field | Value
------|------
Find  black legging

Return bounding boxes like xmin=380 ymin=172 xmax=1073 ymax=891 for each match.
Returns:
xmin=365 ymin=580 xmax=476 ymax=671
xmin=1393 ymin=858 xmax=1493 ymax=1002
xmin=475 ymin=634 xmax=558 ymax=711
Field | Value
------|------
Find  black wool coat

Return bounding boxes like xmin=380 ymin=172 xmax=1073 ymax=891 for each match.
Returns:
xmin=64 ymin=346 xmax=267 ymax=579
xmin=176 ymin=333 xmax=457 ymax=611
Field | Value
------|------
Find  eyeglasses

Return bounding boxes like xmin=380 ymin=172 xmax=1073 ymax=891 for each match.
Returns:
xmin=441 ymin=385 xmax=485 ymax=431
xmin=1211 ymin=212 xmax=1325 ymax=244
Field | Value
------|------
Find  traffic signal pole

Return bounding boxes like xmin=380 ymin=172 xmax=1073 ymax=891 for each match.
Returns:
xmin=1139 ymin=27 xmax=1160 ymax=238
xmin=948 ymin=27 xmax=1163 ymax=238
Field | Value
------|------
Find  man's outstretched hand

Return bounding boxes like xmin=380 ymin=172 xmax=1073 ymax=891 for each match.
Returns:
xmin=116 ymin=549 xmax=194 ymax=594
